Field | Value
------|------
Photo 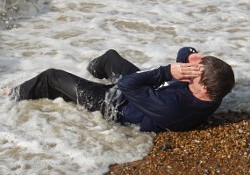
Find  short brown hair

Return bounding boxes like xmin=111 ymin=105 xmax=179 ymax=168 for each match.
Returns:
xmin=200 ymin=56 xmax=235 ymax=102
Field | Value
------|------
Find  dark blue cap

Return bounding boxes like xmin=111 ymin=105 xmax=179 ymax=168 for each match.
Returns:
xmin=176 ymin=47 xmax=198 ymax=63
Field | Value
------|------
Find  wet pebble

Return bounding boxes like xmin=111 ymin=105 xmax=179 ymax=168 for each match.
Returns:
xmin=108 ymin=112 xmax=250 ymax=175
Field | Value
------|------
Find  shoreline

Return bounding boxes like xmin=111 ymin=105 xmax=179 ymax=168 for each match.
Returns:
xmin=107 ymin=112 xmax=249 ymax=175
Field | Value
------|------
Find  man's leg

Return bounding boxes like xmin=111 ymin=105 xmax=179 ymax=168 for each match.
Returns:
xmin=87 ymin=49 xmax=140 ymax=82
xmin=13 ymin=68 xmax=114 ymax=111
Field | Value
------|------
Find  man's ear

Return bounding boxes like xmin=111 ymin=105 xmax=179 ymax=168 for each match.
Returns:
xmin=201 ymin=85 xmax=208 ymax=93
xmin=201 ymin=85 xmax=212 ymax=101
xmin=188 ymin=53 xmax=202 ymax=63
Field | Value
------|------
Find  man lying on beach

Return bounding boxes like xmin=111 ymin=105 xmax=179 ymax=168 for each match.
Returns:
xmin=3 ymin=47 xmax=235 ymax=132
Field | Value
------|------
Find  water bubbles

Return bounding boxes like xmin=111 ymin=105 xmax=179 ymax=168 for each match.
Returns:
xmin=0 ymin=0 xmax=50 ymax=30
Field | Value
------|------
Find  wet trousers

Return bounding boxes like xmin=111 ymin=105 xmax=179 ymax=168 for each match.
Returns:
xmin=15 ymin=49 xmax=140 ymax=113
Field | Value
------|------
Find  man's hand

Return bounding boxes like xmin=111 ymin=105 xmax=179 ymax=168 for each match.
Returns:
xmin=170 ymin=63 xmax=203 ymax=83
xmin=188 ymin=53 xmax=202 ymax=63
xmin=3 ymin=87 xmax=11 ymax=95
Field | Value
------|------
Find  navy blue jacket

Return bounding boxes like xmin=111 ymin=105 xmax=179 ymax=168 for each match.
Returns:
xmin=118 ymin=66 xmax=220 ymax=132
xmin=117 ymin=47 xmax=220 ymax=132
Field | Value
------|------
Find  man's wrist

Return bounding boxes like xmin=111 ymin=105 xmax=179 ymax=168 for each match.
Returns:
xmin=163 ymin=65 xmax=173 ymax=80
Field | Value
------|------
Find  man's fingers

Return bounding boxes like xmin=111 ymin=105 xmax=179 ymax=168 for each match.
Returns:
xmin=183 ymin=74 xmax=199 ymax=78
xmin=179 ymin=64 xmax=201 ymax=71
xmin=177 ymin=63 xmax=203 ymax=77
xmin=179 ymin=63 xmax=193 ymax=67
xmin=180 ymin=63 xmax=199 ymax=67
xmin=180 ymin=64 xmax=203 ymax=77
xmin=181 ymin=67 xmax=201 ymax=72
xmin=170 ymin=63 xmax=204 ymax=82
xmin=181 ymin=69 xmax=201 ymax=76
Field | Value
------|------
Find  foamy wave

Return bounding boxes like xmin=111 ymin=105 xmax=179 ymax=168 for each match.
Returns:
xmin=0 ymin=0 xmax=50 ymax=29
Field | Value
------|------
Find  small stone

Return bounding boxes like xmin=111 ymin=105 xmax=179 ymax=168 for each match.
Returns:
xmin=107 ymin=113 xmax=249 ymax=175
xmin=238 ymin=129 xmax=243 ymax=133
xmin=161 ymin=143 xmax=172 ymax=151
xmin=193 ymin=139 xmax=200 ymax=143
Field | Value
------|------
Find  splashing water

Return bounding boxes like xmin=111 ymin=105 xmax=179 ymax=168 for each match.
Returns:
xmin=0 ymin=0 xmax=50 ymax=29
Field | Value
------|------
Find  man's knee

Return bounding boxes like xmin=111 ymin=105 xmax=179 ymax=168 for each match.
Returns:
xmin=43 ymin=68 xmax=58 ymax=74
xmin=105 ymin=49 xmax=119 ymax=57
xmin=41 ymin=68 xmax=61 ymax=79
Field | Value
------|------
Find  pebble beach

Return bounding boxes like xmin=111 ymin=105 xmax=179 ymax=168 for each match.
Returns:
xmin=108 ymin=112 xmax=249 ymax=175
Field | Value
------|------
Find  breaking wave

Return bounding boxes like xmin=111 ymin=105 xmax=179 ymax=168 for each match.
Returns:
xmin=0 ymin=0 xmax=50 ymax=29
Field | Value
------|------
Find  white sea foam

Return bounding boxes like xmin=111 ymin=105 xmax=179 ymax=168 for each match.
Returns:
xmin=0 ymin=0 xmax=50 ymax=29
xmin=0 ymin=0 xmax=250 ymax=174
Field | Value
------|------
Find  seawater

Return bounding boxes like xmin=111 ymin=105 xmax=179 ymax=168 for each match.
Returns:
xmin=0 ymin=0 xmax=249 ymax=174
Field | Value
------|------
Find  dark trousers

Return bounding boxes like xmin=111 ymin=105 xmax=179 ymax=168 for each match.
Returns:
xmin=14 ymin=49 xmax=140 ymax=114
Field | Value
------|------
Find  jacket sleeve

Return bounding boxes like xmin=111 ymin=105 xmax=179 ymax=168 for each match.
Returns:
xmin=118 ymin=65 xmax=181 ymax=129
xmin=118 ymin=65 xmax=172 ymax=90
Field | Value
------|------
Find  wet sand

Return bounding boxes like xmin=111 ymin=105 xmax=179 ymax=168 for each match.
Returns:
xmin=108 ymin=112 xmax=249 ymax=175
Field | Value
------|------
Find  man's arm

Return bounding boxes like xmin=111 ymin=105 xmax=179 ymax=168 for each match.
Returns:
xmin=118 ymin=63 xmax=201 ymax=91
xmin=118 ymin=63 xmax=201 ymax=95
xmin=118 ymin=65 xmax=172 ymax=91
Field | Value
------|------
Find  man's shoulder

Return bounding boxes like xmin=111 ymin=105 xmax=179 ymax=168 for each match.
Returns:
xmin=158 ymin=81 xmax=189 ymax=97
